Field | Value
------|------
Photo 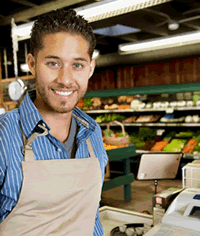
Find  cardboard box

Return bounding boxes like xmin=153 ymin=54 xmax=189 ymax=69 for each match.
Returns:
xmin=152 ymin=188 xmax=183 ymax=210
xmin=152 ymin=188 xmax=183 ymax=226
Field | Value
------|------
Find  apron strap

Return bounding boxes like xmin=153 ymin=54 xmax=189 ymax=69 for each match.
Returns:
xmin=86 ymin=138 xmax=96 ymax=159
xmin=21 ymin=124 xmax=49 ymax=162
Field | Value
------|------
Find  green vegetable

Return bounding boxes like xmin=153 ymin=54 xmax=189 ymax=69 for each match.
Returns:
xmin=176 ymin=132 xmax=194 ymax=137
xmin=95 ymin=115 xmax=105 ymax=123
xmin=117 ymin=131 xmax=128 ymax=138
xmin=104 ymin=129 xmax=114 ymax=137
xmin=135 ymin=141 xmax=146 ymax=148
xmin=162 ymin=139 xmax=187 ymax=152
xmin=83 ymin=98 xmax=93 ymax=108
xmin=95 ymin=114 xmax=126 ymax=123
xmin=138 ymin=127 xmax=157 ymax=141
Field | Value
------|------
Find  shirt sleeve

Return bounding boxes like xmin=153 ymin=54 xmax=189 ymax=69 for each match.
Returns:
xmin=0 ymin=121 xmax=7 ymax=189
xmin=0 ymin=134 xmax=9 ymax=222
xmin=0 ymin=114 xmax=14 ymax=222
xmin=93 ymin=209 xmax=104 ymax=236
xmin=94 ymin=123 xmax=108 ymax=185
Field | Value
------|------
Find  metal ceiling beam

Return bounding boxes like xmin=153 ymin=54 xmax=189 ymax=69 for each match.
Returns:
xmin=182 ymin=22 xmax=200 ymax=30
xmin=9 ymin=0 xmax=37 ymax=7
xmin=123 ymin=19 xmax=169 ymax=36
xmin=0 ymin=0 xmax=87 ymax=26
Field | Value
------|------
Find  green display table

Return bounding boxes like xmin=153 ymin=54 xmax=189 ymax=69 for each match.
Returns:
xmin=103 ymin=145 xmax=136 ymax=202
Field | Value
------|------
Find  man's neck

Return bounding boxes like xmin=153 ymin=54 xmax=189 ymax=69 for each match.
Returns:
xmin=42 ymin=111 xmax=72 ymax=143
xmin=34 ymin=97 xmax=73 ymax=142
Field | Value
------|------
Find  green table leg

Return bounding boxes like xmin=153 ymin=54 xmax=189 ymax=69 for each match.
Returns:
xmin=123 ymin=158 xmax=132 ymax=202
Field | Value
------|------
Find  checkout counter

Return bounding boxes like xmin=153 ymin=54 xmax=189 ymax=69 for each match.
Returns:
xmin=100 ymin=153 xmax=200 ymax=235
xmin=100 ymin=188 xmax=200 ymax=235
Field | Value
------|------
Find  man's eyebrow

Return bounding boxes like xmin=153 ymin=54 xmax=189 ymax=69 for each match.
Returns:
xmin=44 ymin=55 xmax=60 ymax=60
xmin=74 ymin=57 xmax=88 ymax=62
xmin=44 ymin=55 xmax=88 ymax=62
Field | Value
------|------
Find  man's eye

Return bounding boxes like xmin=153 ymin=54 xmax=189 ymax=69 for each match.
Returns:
xmin=48 ymin=62 xmax=59 ymax=67
xmin=74 ymin=63 xmax=83 ymax=68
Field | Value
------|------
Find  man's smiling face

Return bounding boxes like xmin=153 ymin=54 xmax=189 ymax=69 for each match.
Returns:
xmin=28 ymin=32 xmax=95 ymax=113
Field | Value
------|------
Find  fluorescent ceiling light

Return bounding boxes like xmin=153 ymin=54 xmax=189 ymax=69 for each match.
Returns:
xmin=13 ymin=0 xmax=169 ymax=41
xmin=118 ymin=30 xmax=200 ymax=54
xmin=76 ymin=0 xmax=158 ymax=21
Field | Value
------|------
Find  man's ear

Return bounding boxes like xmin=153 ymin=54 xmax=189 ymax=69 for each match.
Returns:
xmin=27 ymin=53 xmax=36 ymax=76
xmin=89 ymin=59 xmax=96 ymax=78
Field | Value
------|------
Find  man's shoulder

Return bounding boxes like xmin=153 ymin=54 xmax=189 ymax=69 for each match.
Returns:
xmin=73 ymin=107 xmax=99 ymax=130
xmin=0 ymin=109 xmax=19 ymax=133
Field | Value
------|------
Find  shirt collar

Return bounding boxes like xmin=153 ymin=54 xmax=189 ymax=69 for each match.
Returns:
xmin=19 ymin=90 xmax=96 ymax=138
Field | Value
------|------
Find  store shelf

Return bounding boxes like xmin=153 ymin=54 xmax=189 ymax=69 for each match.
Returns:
xmin=85 ymin=106 xmax=200 ymax=114
xmin=84 ymin=82 xmax=200 ymax=98
xmin=99 ymin=122 xmax=200 ymax=127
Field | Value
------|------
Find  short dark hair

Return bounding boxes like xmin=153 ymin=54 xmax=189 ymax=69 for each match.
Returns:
xmin=30 ymin=9 xmax=96 ymax=59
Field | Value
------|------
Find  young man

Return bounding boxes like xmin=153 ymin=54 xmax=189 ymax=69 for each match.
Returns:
xmin=0 ymin=9 xmax=108 ymax=235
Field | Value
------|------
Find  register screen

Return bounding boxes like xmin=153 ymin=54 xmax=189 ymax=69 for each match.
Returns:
xmin=189 ymin=206 xmax=200 ymax=219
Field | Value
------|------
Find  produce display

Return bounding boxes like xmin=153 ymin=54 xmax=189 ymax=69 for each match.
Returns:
xmin=128 ymin=128 xmax=157 ymax=149
xmin=182 ymin=139 xmax=197 ymax=154
xmin=160 ymin=114 xmax=185 ymax=123
xmin=83 ymin=96 xmax=135 ymax=111
xmin=175 ymin=132 xmax=194 ymax=137
xmin=83 ymin=93 xmax=200 ymax=155
xmin=129 ymin=136 xmax=146 ymax=148
xmin=83 ymin=98 xmax=93 ymax=109
xmin=95 ymin=114 xmax=126 ymax=123
xmin=162 ymin=139 xmax=188 ymax=152
xmin=103 ymin=129 xmax=128 ymax=138
xmin=141 ymin=140 xmax=156 ymax=151
xmin=135 ymin=115 xmax=154 ymax=123
xmin=104 ymin=143 xmax=129 ymax=150
xmin=139 ymin=115 xmax=159 ymax=123
xmin=192 ymin=134 xmax=200 ymax=154
xmin=138 ymin=127 xmax=157 ymax=141
xmin=163 ymin=131 xmax=176 ymax=141
xmin=151 ymin=141 xmax=169 ymax=151
xmin=193 ymin=145 xmax=200 ymax=154
xmin=122 ymin=116 xmax=138 ymax=123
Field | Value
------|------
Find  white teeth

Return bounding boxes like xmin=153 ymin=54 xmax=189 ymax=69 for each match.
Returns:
xmin=54 ymin=90 xmax=73 ymax=96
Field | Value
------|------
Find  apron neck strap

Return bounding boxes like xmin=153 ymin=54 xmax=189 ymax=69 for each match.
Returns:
xmin=20 ymin=124 xmax=49 ymax=162
xmin=86 ymin=138 xmax=96 ymax=159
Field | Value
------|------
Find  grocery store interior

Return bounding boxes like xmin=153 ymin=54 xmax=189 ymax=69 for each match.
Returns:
xmin=1 ymin=0 xmax=200 ymax=235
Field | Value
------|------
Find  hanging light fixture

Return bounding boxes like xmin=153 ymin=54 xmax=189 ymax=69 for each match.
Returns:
xmin=92 ymin=49 xmax=100 ymax=59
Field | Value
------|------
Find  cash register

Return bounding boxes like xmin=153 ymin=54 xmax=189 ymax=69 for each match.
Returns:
xmin=145 ymin=188 xmax=200 ymax=235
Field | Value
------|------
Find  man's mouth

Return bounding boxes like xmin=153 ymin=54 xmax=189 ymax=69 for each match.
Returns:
xmin=53 ymin=90 xmax=73 ymax=96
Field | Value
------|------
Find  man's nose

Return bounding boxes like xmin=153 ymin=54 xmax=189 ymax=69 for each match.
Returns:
xmin=57 ymin=66 xmax=74 ymax=85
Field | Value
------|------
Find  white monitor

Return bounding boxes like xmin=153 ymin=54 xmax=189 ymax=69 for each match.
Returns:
xmin=137 ymin=153 xmax=182 ymax=180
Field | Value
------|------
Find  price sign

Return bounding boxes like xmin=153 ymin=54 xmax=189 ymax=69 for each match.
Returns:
xmin=166 ymin=108 xmax=174 ymax=114
xmin=156 ymin=129 xmax=165 ymax=136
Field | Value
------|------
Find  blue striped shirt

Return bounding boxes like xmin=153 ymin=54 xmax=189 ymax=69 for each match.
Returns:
xmin=0 ymin=90 xmax=108 ymax=235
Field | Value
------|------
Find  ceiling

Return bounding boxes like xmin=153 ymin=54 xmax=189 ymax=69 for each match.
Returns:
xmin=2 ymin=0 xmax=200 ymax=76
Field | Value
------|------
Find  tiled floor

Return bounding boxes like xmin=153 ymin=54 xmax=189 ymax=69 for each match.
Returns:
xmin=101 ymin=179 xmax=182 ymax=215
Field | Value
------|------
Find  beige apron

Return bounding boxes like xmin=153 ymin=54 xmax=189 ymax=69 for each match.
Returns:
xmin=0 ymin=124 xmax=102 ymax=235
